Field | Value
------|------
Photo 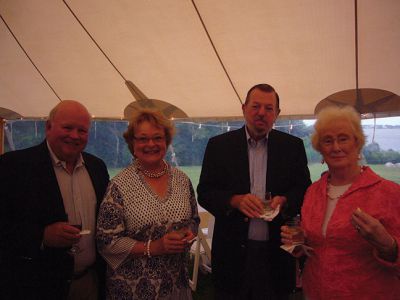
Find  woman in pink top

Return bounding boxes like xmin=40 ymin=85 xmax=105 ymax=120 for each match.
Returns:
xmin=282 ymin=106 xmax=400 ymax=300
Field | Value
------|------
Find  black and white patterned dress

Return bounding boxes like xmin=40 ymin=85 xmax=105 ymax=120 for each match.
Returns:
xmin=96 ymin=162 xmax=199 ymax=300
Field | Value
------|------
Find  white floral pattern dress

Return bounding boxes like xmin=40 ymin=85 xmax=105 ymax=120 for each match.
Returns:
xmin=97 ymin=162 xmax=199 ymax=300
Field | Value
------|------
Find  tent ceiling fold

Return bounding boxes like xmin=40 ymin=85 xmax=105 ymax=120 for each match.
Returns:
xmin=0 ymin=0 xmax=399 ymax=120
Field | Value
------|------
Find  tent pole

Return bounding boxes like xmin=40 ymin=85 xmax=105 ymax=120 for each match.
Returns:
xmin=0 ymin=118 xmax=4 ymax=154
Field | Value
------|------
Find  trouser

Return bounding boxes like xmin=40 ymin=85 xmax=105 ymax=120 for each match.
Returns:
xmin=214 ymin=240 xmax=289 ymax=300
xmin=68 ymin=268 xmax=98 ymax=300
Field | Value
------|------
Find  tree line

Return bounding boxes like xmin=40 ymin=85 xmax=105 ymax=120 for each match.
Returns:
xmin=4 ymin=119 xmax=400 ymax=168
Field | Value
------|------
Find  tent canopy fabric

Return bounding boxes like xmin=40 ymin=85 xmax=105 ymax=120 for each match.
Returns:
xmin=1 ymin=0 xmax=399 ymax=120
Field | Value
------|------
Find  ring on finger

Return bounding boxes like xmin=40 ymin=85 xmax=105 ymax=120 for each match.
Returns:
xmin=355 ymin=225 xmax=361 ymax=232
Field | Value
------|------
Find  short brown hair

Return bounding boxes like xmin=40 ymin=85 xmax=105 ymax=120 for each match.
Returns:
xmin=123 ymin=109 xmax=175 ymax=156
xmin=245 ymin=83 xmax=280 ymax=109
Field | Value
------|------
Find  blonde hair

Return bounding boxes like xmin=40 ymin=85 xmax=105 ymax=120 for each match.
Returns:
xmin=311 ymin=105 xmax=365 ymax=153
xmin=123 ymin=109 xmax=175 ymax=156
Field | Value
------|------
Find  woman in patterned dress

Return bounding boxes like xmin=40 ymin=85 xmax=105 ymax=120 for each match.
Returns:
xmin=97 ymin=109 xmax=199 ymax=300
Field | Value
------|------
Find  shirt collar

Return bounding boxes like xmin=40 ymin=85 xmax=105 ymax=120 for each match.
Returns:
xmin=245 ymin=126 xmax=268 ymax=147
xmin=46 ymin=141 xmax=85 ymax=169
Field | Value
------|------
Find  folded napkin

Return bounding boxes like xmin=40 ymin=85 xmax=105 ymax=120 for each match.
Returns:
xmin=280 ymin=244 xmax=314 ymax=256
xmin=260 ymin=204 xmax=280 ymax=221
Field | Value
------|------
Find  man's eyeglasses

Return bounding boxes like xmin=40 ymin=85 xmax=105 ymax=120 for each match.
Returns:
xmin=134 ymin=136 xmax=166 ymax=144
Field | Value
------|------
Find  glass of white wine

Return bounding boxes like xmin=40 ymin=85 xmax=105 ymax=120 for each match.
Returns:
xmin=286 ymin=215 xmax=304 ymax=245
xmin=261 ymin=191 xmax=273 ymax=214
xmin=68 ymin=212 xmax=82 ymax=255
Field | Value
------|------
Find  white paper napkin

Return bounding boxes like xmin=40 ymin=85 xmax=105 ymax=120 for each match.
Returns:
xmin=280 ymin=244 xmax=314 ymax=256
xmin=260 ymin=204 xmax=280 ymax=221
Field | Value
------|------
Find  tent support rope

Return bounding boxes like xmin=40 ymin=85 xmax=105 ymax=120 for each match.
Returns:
xmin=191 ymin=0 xmax=243 ymax=105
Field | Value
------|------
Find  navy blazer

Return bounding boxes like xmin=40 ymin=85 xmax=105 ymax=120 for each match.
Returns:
xmin=197 ymin=127 xmax=311 ymax=293
xmin=0 ymin=141 xmax=109 ymax=299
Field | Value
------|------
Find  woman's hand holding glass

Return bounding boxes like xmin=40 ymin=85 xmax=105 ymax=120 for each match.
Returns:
xmin=151 ymin=228 xmax=196 ymax=255
xmin=281 ymin=223 xmax=307 ymax=257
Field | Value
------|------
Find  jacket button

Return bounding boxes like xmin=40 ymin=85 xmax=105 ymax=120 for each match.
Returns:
xmin=244 ymin=217 xmax=249 ymax=222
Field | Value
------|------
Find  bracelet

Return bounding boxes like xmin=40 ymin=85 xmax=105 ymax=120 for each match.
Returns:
xmin=143 ymin=241 xmax=147 ymax=257
xmin=146 ymin=239 xmax=152 ymax=258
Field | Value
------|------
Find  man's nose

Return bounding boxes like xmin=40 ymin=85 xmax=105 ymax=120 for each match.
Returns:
xmin=257 ymin=107 xmax=267 ymax=115
xmin=69 ymin=129 xmax=80 ymax=139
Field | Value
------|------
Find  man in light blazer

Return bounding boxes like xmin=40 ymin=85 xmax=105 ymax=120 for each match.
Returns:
xmin=197 ymin=84 xmax=311 ymax=299
xmin=0 ymin=100 xmax=109 ymax=300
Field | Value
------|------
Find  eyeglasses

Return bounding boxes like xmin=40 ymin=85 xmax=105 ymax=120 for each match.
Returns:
xmin=134 ymin=136 xmax=165 ymax=144
xmin=321 ymin=135 xmax=352 ymax=147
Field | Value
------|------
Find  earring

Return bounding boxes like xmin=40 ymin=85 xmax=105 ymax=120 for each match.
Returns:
xmin=321 ymin=158 xmax=325 ymax=164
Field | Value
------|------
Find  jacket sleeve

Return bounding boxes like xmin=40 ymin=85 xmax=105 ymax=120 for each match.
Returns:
xmin=197 ymin=137 xmax=244 ymax=218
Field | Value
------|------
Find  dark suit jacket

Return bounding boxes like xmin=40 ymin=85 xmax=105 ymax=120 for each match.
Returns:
xmin=197 ymin=127 xmax=311 ymax=293
xmin=0 ymin=141 xmax=109 ymax=299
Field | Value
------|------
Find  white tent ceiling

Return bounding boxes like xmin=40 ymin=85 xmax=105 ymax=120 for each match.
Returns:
xmin=1 ymin=0 xmax=399 ymax=120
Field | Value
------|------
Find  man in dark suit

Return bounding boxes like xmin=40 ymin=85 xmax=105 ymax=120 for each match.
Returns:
xmin=0 ymin=100 xmax=109 ymax=300
xmin=197 ymin=84 xmax=311 ymax=299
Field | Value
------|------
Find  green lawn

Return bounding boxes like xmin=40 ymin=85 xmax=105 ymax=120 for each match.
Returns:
xmin=179 ymin=164 xmax=400 ymax=194
xmin=110 ymin=163 xmax=400 ymax=188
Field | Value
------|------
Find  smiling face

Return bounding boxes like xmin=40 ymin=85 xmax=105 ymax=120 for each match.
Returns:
xmin=133 ymin=120 xmax=167 ymax=169
xmin=46 ymin=101 xmax=91 ymax=164
xmin=242 ymin=88 xmax=279 ymax=140
xmin=319 ymin=119 xmax=360 ymax=171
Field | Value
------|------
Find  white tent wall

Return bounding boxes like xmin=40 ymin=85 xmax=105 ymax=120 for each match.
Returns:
xmin=0 ymin=0 xmax=399 ymax=120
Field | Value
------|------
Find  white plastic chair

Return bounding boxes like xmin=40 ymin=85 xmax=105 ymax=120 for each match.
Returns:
xmin=189 ymin=214 xmax=213 ymax=291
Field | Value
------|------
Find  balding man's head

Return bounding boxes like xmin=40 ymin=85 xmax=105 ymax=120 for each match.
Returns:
xmin=46 ymin=100 xmax=91 ymax=166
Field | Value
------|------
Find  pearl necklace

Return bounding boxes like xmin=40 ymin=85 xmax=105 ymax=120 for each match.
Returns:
xmin=327 ymin=183 xmax=351 ymax=201
xmin=136 ymin=160 xmax=168 ymax=178
xmin=326 ymin=166 xmax=364 ymax=201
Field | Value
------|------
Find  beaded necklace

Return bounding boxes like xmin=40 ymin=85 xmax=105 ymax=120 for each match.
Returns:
xmin=136 ymin=159 xmax=168 ymax=178
xmin=326 ymin=166 xmax=364 ymax=201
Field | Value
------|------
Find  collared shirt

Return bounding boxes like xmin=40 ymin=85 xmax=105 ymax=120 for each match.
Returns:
xmin=47 ymin=142 xmax=97 ymax=272
xmin=245 ymin=127 xmax=269 ymax=241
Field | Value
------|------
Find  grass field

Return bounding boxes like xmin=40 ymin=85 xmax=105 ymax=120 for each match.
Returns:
xmin=109 ymin=163 xmax=400 ymax=187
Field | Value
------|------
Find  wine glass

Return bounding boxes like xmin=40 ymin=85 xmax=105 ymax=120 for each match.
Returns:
xmin=261 ymin=191 xmax=273 ymax=214
xmin=68 ymin=212 xmax=82 ymax=255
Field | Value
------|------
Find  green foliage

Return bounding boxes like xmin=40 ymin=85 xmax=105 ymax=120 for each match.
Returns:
xmin=5 ymin=119 xmax=400 ymax=175
xmin=4 ymin=121 xmax=45 ymax=152
xmin=363 ymin=142 xmax=400 ymax=164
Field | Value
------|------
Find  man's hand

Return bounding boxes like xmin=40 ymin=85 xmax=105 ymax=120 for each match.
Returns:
xmin=270 ymin=195 xmax=287 ymax=210
xmin=43 ymin=222 xmax=81 ymax=248
xmin=230 ymin=194 xmax=264 ymax=218
xmin=230 ymin=194 xmax=287 ymax=218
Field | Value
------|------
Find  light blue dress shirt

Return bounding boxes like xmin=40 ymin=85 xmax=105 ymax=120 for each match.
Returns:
xmin=245 ymin=127 xmax=269 ymax=241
